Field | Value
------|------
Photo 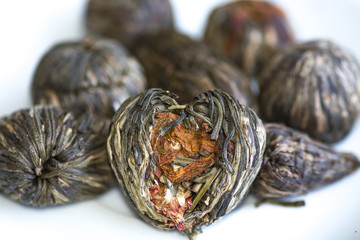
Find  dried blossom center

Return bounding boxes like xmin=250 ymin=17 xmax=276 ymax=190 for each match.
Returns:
xmin=149 ymin=112 xmax=220 ymax=230
xmin=151 ymin=112 xmax=219 ymax=183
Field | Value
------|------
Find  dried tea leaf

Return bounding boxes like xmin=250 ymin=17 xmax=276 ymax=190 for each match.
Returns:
xmin=131 ymin=31 xmax=256 ymax=110
xmin=107 ymin=88 xmax=265 ymax=236
xmin=31 ymin=38 xmax=146 ymax=119
xmin=0 ymin=106 xmax=114 ymax=207
xmin=86 ymin=0 xmax=174 ymax=48
xmin=203 ymin=0 xmax=294 ymax=77
xmin=252 ymin=123 xmax=360 ymax=200
xmin=259 ymin=40 xmax=360 ymax=143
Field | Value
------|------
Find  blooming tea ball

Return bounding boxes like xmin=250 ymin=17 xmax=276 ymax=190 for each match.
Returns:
xmin=203 ymin=0 xmax=294 ymax=77
xmin=259 ymin=40 xmax=360 ymax=143
xmin=86 ymin=0 xmax=174 ymax=48
xmin=107 ymin=89 xmax=266 ymax=236
xmin=132 ymin=31 xmax=256 ymax=110
xmin=252 ymin=123 xmax=360 ymax=200
xmin=0 ymin=106 xmax=114 ymax=207
xmin=31 ymin=38 xmax=146 ymax=119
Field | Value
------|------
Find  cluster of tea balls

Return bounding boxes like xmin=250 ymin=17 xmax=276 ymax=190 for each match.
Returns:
xmin=202 ymin=1 xmax=360 ymax=203
xmin=203 ymin=1 xmax=360 ymax=145
xmin=0 ymin=0 xmax=359 ymax=238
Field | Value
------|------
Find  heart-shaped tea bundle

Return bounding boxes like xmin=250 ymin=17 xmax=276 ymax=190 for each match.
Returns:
xmin=107 ymin=89 xmax=266 ymax=236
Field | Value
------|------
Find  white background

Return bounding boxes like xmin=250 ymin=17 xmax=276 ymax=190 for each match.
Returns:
xmin=0 ymin=0 xmax=360 ymax=239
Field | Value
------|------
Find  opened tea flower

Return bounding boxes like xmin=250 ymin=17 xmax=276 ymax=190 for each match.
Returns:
xmin=86 ymin=0 xmax=174 ymax=48
xmin=203 ymin=0 xmax=294 ymax=77
xmin=252 ymin=123 xmax=360 ymax=201
xmin=259 ymin=40 xmax=360 ymax=143
xmin=132 ymin=31 xmax=256 ymax=110
xmin=31 ymin=38 xmax=146 ymax=119
xmin=107 ymin=88 xmax=266 ymax=236
xmin=0 ymin=106 xmax=114 ymax=207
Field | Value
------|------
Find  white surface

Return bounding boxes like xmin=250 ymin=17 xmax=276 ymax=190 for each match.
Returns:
xmin=0 ymin=0 xmax=360 ymax=239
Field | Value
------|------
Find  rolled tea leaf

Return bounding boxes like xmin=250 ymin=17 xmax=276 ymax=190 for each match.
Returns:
xmin=86 ymin=0 xmax=174 ymax=48
xmin=131 ymin=31 xmax=256 ymax=110
xmin=31 ymin=38 xmax=146 ymax=119
xmin=259 ymin=40 xmax=360 ymax=143
xmin=0 ymin=106 xmax=114 ymax=207
xmin=252 ymin=123 xmax=360 ymax=200
xmin=107 ymin=88 xmax=266 ymax=236
xmin=203 ymin=0 xmax=294 ymax=77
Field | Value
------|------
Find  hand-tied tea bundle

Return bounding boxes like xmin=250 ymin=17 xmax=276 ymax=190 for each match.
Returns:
xmin=0 ymin=106 xmax=114 ymax=207
xmin=252 ymin=123 xmax=360 ymax=200
xmin=107 ymin=89 xmax=266 ymax=236
xmin=203 ymin=0 xmax=294 ymax=77
xmin=259 ymin=40 xmax=360 ymax=143
xmin=1 ymin=0 xmax=360 ymax=239
xmin=132 ymin=31 xmax=256 ymax=109
xmin=86 ymin=0 xmax=174 ymax=48
xmin=31 ymin=38 xmax=146 ymax=119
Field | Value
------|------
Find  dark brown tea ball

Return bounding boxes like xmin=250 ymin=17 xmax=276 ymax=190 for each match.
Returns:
xmin=252 ymin=123 xmax=360 ymax=200
xmin=203 ymin=0 xmax=294 ymax=77
xmin=132 ymin=31 xmax=256 ymax=110
xmin=259 ymin=40 xmax=360 ymax=143
xmin=0 ymin=106 xmax=114 ymax=207
xmin=86 ymin=0 xmax=174 ymax=48
xmin=31 ymin=38 xmax=146 ymax=119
